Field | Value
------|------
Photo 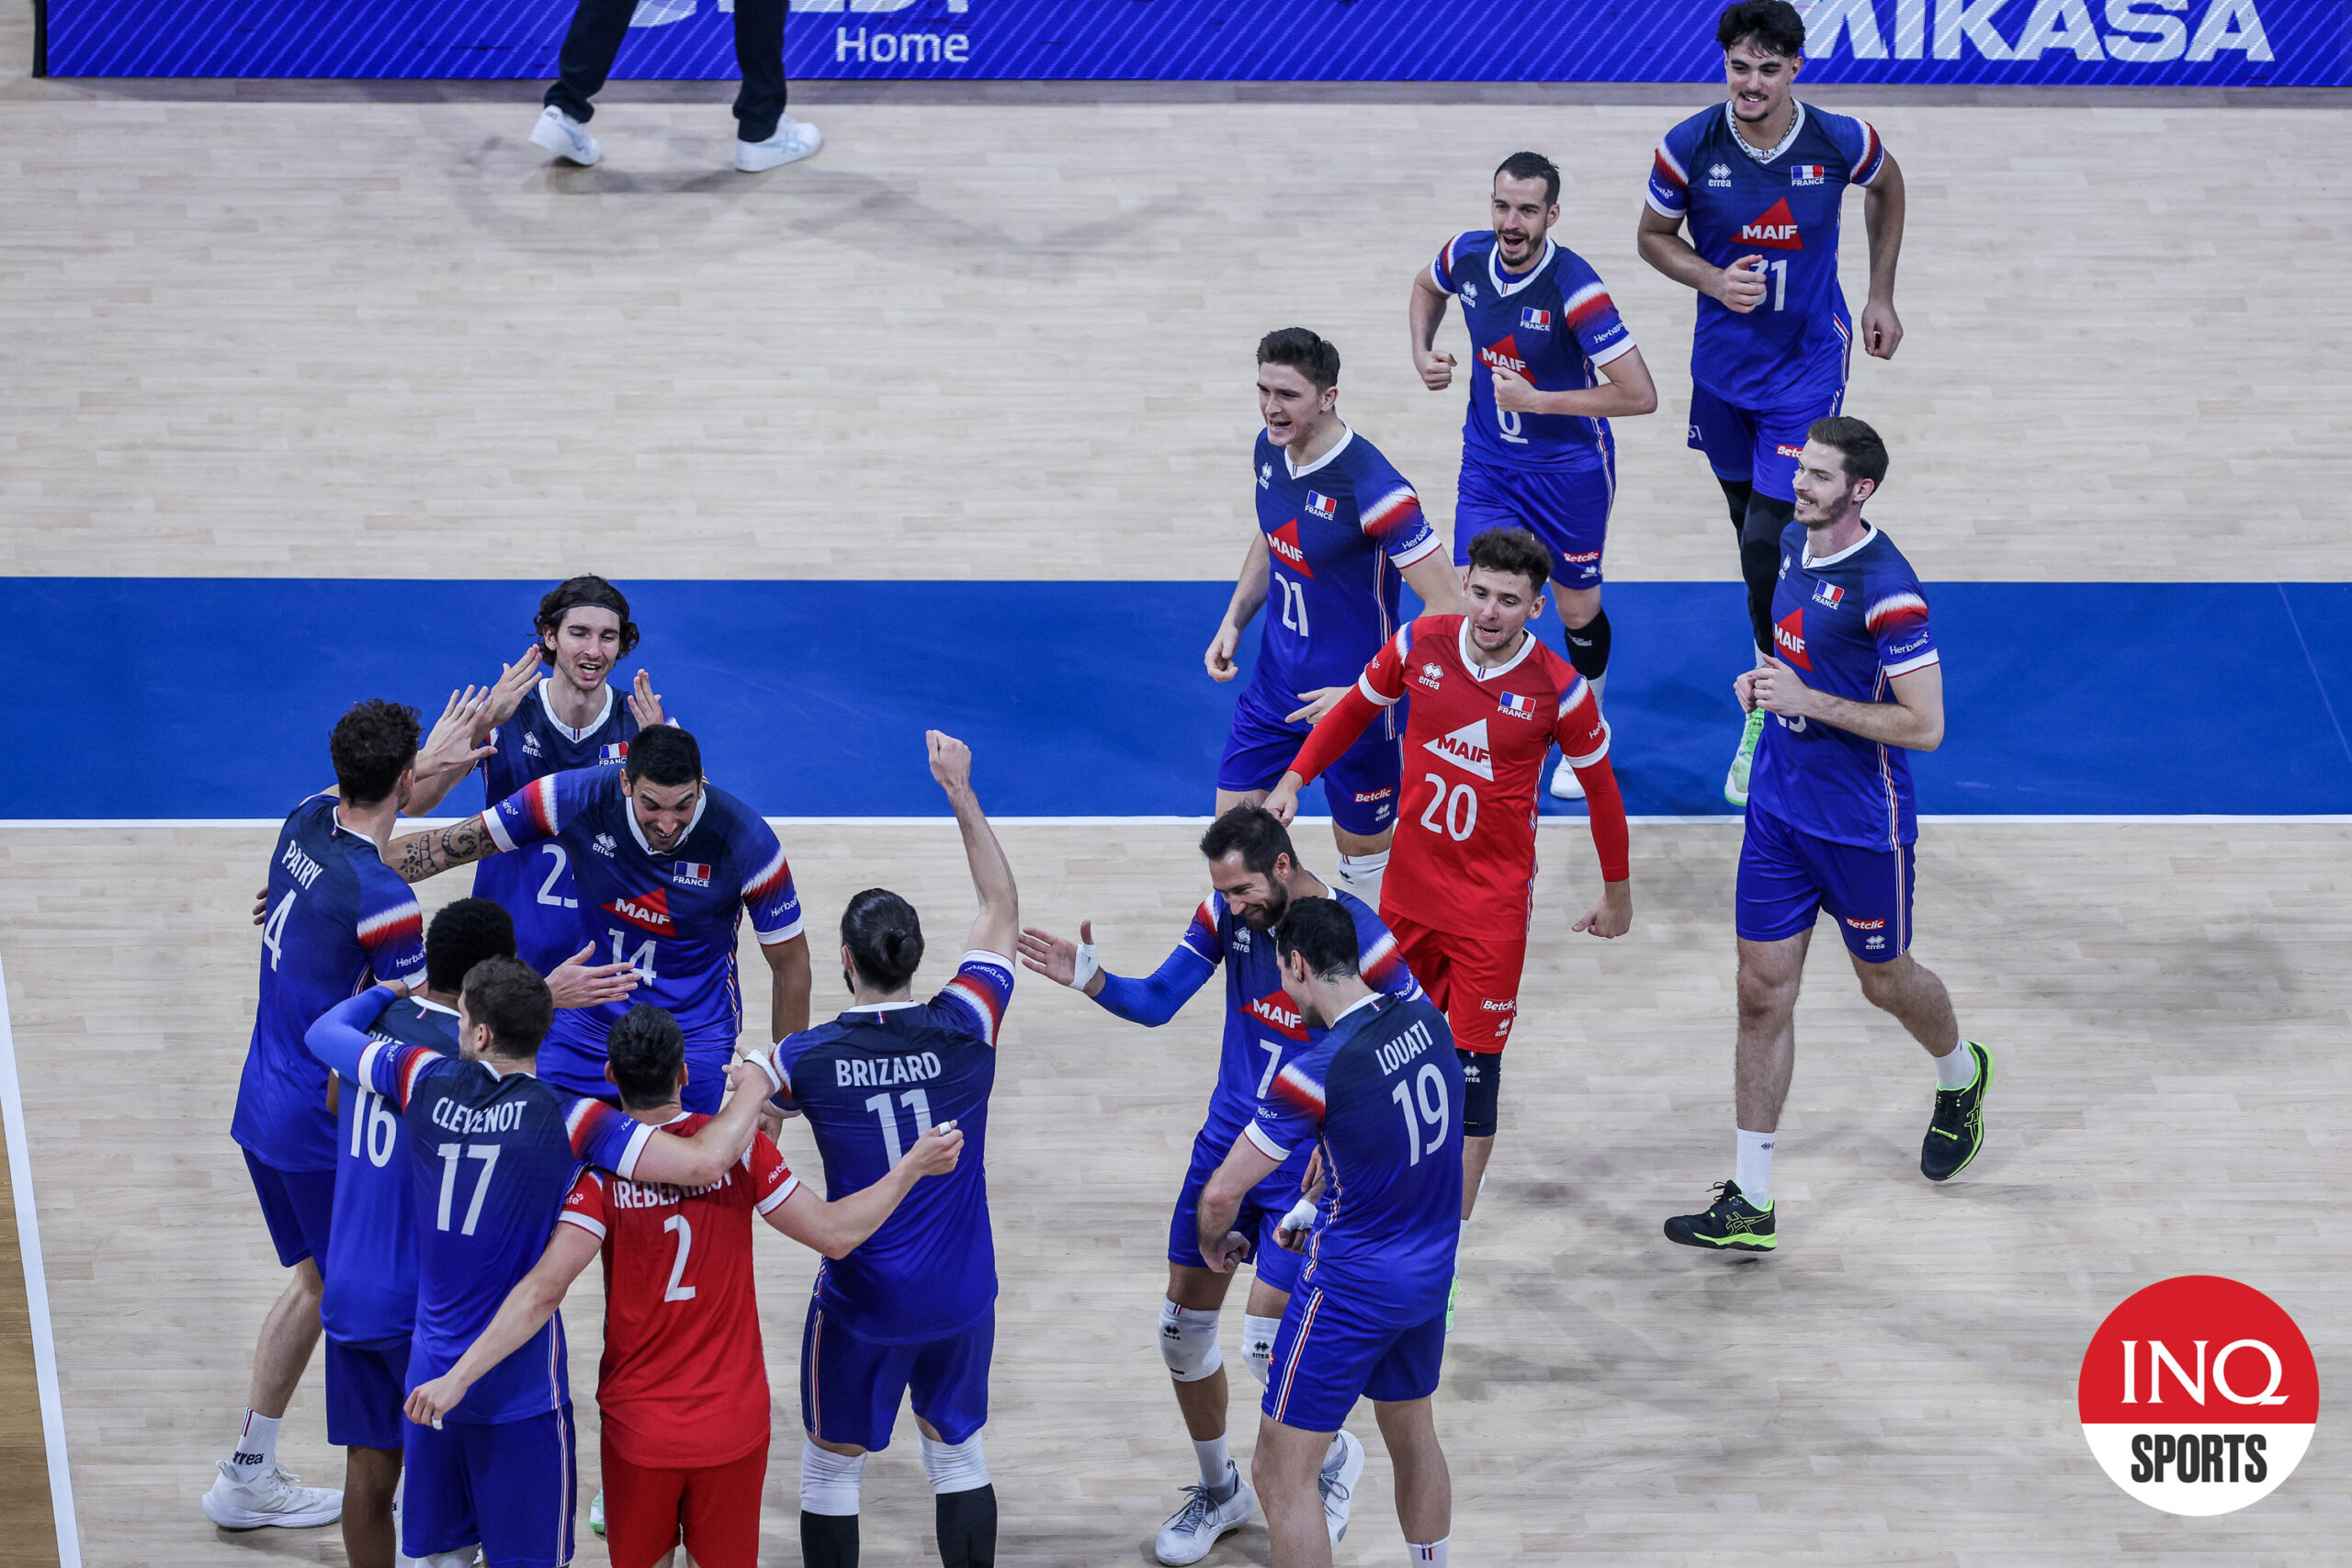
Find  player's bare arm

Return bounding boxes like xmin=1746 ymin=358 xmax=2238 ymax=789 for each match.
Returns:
xmin=1746 ymin=655 xmax=1944 ymax=750
xmin=383 ymin=815 xmax=494 ymax=884
xmin=1197 ymin=1135 xmax=1283 ymax=1272
xmin=763 ymin=933 xmax=812 ymax=1043
xmin=1408 ymin=268 xmax=1457 ymax=390
xmin=1637 ymin=204 xmax=1768 ymax=313
xmin=1205 ymin=532 xmax=1271 ymax=683
xmin=401 ymin=687 xmax=498 ymax=817
xmin=762 ymin=1121 xmax=966 ymax=1258
xmin=931 ymin=729 xmax=1020 ymax=958
xmin=1014 ymin=919 xmax=1110 ymax=999
xmin=629 ymin=1060 xmax=778 ymax=1188
xmin=1488 ymin=345 xmax=1660 ymax=421
xmin=402 ymin=1221 xmax=602 ymax=1427
xmin=1860 ymin=153 xmax=1906 ymax=359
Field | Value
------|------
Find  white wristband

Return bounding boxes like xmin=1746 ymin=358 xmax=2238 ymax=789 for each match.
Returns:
xmin=1069 ymin=942 xmax=1100 ymax=989
xmin=733 ymin=1048 xmax=783 ymax=1096
xmin=1281 ymin=1199 xmax=1317 ymax=1234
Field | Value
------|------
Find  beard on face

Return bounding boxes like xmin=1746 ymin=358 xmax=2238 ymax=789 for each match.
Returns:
xmin=1238 ymin=879 xmax=1292 ymax=931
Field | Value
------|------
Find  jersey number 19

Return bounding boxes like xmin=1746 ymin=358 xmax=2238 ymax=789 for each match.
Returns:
xmin=1391 ymin=1063 xmax=1449 ymax=1164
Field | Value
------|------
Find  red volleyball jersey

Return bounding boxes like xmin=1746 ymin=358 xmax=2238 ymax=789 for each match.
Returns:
xmin=1289 ymin=615 xmax=1628 ymax=941
xmin=560 ymin=1115 xmax=797 ymax=1467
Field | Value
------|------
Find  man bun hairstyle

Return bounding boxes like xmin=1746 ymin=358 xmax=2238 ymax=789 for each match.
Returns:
xmin=1465 ymin=526 xmax=1552 ymax=595
xmin=535 ymin=574 xmax=640 ymax=657
xmin=1256 ymin=327 xmax=1341 ymax=393
xmin=1199 ymin=805 xmax=1296 ymax=877
xmin=1717 ymin=0 xmax=1807 ymax=59
xmin=607 ymin=1005 xmax=686 ymax=1112
xmin=1494 ymin=150 xmax=1562 ymax=207
xmin=842 ymin=888 xmax=925 ymax=993
xmin=1807 ymin=414 xmax=1890 ymax=490
xmin=425 ymin=897 xmax=517 ymax=996
xmin=1275 ymin=897 xmax=1361 ymax=981
xmin=331 ymin=699 xmax=423 ymax=807
xmin=461 ymin=956 xmax=554 ymax=1058
xmin=625 ymin=724 xmax=702 ymax=788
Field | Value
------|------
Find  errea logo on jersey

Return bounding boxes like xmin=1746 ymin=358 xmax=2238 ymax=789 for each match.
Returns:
xmin=1269 ymin=519 xmax=1313 ymax=577
xmin=1707 ymin=162 xmax=1733 ymax=186
xmin=1418 ymin=661 xmax=1445 ymax=691
xmin=593 ymin=832 xmax=618 ymax=857
xmin=1739 ymin=198 xmax=1804 ymax=249
xmin=1258 ymin=463 xmax=1272 ymax=490
xmin=521 ymin=731 xmax=543 ymax=758
xmin=1250 ymin=987 xmax=1309 ymax=1041
xmin=1425 ymin=719 xmax=1495 ymax=782
xmin=605 ymin=887 xmax=675 ymax=935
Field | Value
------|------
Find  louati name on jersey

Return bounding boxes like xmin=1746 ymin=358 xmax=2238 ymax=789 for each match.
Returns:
xmin=2078 ymin=1274 xmax=2318 ymax=1517
xmin=1800 ymin=0 xmax=2278 ymax=68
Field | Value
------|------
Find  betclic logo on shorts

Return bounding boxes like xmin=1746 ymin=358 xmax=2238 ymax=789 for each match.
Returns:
xmin=2078 ymin=1275 xmax=2317 ymax=1515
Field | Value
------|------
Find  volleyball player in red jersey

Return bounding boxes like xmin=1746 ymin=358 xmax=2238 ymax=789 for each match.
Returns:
xmin=1264 ymin=526 xmax=1634 ymax=1224
xmin=406 ymin=1005 xmax=962 ymax=1568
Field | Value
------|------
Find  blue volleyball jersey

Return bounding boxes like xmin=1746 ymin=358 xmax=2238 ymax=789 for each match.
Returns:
xmin=1247 ymin=991 xmax=1462 ymax=1319
xmin=767 ymin=953 xmax=1014 ymax=1344
xmin=481 ymin=768 xmax=802 ymax=1049
xmin=472 ymin=680 xmax=640 ymax=975
xmin=319 ymin=990 xmax=461 ymax=1348
xmin=1249 ymin=428 xmax=1441 ymax=718
xmin=1428 ymin=232 xmax=1638 ymax=472
xmin=1646 ymin=102 xmax=1888 ymax=411
xmin=234 ymin=793 xmax=428 ymax=1173
xmin=1748 ymin=523 xmax=1939 ymax=852
xmin=320 ymin=1014 xmax=653 ymax=1425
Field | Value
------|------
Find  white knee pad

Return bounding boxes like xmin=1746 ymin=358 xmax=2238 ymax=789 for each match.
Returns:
xmin=1158 ymin=1298 xmax=1223 ymax=1382
xmin=1241 ymin=1314 xmax=1282 ymax=1388
xmin=800 ymin=1437 xmax=867 ymax=1516
xmin=919 ymin=1431 xmax=992 ymax=1495
xmin=417 ymin=1553 xmax=477 ymax=1568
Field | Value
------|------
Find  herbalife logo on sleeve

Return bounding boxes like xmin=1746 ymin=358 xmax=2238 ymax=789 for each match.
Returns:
xmin=2079 ymin=1275 xmax=2317 ymax=1515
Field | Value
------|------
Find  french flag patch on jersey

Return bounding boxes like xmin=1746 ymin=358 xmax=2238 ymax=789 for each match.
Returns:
xmin=1519 ymin=306 xmax=1552 ymax=332
xmin=1497 ymin=691 xmax=1534 ymax=718
xmin=599 ymin=741 xmax=629 ymax=763
xmin=1812 ymin=581 xmax=1846 ymax=609
xmin=1791 ymin=164 xmax=1826 ymax=185
xmin=673 ymin=861 xmax=713 ymax=886
xmin=1305 ymin=491 xmax=1338 ymax=520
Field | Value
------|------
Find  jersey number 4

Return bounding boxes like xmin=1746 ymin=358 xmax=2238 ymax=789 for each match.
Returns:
xmin=260 ymin=890 xmax=297 ymax=971
xmin=865 ymin=1089 xmax=935 ymax=1165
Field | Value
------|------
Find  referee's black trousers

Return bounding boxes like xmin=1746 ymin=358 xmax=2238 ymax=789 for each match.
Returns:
xmin=544 ymin=0 xmax=790 ymax=144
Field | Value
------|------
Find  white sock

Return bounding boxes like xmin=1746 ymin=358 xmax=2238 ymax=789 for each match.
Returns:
xmin=1408 ymin=1539 xmax=1450 ymax=1566
xmin=1735 ymin=1128 xmax=1774 ymax=1208
xmin=1192 ymin=1435 xmax=1233 ymax=1495
xmin=799 ymin=1438 xmax=867 ymax=1516
xmin=227 ymin=1409 xmax=280 ymax=1477
xmin=1336 ymin=851 xmax=1389 ymax=908
xmin=1934 ymin=1043 xmax=1977 ymax=1090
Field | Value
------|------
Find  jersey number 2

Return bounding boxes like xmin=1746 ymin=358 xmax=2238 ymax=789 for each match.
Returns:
xmin=537 ymin=844 xmax=579 ymax=908
xmin=865 ymin=1089 xmax=934 ymax=1165
xmin=662 ymin=1214 xmax=697 ymax=1303
xmin=1278 ymin=577 xmax=1310 ymax=637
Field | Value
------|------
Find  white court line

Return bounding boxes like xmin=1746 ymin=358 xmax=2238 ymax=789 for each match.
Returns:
xmin=0 ymin=945 xmax=83 ymax=1568
xmin=2 ymin=816 xmax=2350 ymax=830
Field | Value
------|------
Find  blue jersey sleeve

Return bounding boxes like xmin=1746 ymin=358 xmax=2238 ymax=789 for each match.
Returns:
xmin=1092 ymin=897 xmax=1221 ymax=1027
xmin=736 ymin=820 xmax=806 ymax=944
xmin=932 ymin=952 xmax=1014 ymax=1047
xmin=564 ymin=1095 xmax=653 ymax=1179
xmin=481 ymin=767 xmax=599 ymax=856
xmin=1559 ymin=253 xmax=1637 ymax=369
xmin=352 ymin=862 xmax=426 ymax=987
xmin=1351 ymin=448 xmax=1440 ymax=569
xmin=1646 ymin=114 xmax=1704 ymax=218
xmin=1816 ymin=107 xmax=1888 ymax=186
xmin=304 ymin=985 xmax=401 ymax=1083
xmin=1429 ymin=230 xmax=1483 ymax=295
xmin=1246 ymin=1046 xmax=1329 ymax=1161
xmin=1865 ymin=575 xmax=1938 ymax=677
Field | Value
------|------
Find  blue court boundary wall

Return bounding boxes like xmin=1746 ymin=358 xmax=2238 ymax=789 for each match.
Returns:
xmin=6 ymin=578 xmax=2347 ymax=820
xmin=36 ymin=1 xmax=2348 ymax=86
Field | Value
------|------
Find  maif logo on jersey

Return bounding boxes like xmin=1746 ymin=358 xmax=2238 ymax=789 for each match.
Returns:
xmin=1425 ymin=719 xmax=1495 ymax=782
xmin=1248 ymin=988 xmax=1308 ymax=1042
xmin=1773 ymin=609 xmax=1812 ymax=671
xmin=1268 ymin=519 xmax=1313 ymax=576
xmin=605 ymin=888 xmax=675 ymax=935
xmin=2079 ymin=1275 xmax=2316 ymax=1516
xmin=1739 ymin=198 xmax=1804 ymax=249
xmin=1477 ymin=336 xmax=1530 ymax=378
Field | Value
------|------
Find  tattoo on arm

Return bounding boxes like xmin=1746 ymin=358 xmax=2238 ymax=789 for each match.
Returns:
xmin=392 ymin=819 xmax=489 ymax=884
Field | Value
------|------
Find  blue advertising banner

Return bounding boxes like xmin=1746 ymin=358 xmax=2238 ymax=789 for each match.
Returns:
xmin=42 ymin=1 xmax=2348 ymax=91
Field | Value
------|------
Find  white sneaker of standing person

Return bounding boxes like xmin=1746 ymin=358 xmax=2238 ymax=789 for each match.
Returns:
xmin=528 ymin=105 xmax=602 ymax=166
xmin=735 ymin=116 xmax=823 ymax=173
xmin=1548 ymin=754 xmax=1587 ymax=800
xmin=1319 ymin=1428 xmax=1366 ymax=1542
xmin=1154 ymin=1461 xmax=1254 ymax=1565
xmin=200 ymin=1458 xmax=343 ymax=1529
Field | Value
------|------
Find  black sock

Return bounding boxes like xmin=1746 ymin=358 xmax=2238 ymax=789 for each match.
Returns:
xmin=1737 ymin=491 xmax=1795 ymax=655
xmin=1562 ymin=605 xmax=1611 ymax=683
xmin=934 ymin=1483 xmax=997 ymax=1568
xmin=1716 ymin=476 xmax=1755 ymax=535
xmin=802 ymin=1510 xmax=860 ymax=1568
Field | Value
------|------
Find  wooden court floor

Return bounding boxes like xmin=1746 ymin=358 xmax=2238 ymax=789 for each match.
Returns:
xmin=0 ymin=820 xmax=2346 ymax=1565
